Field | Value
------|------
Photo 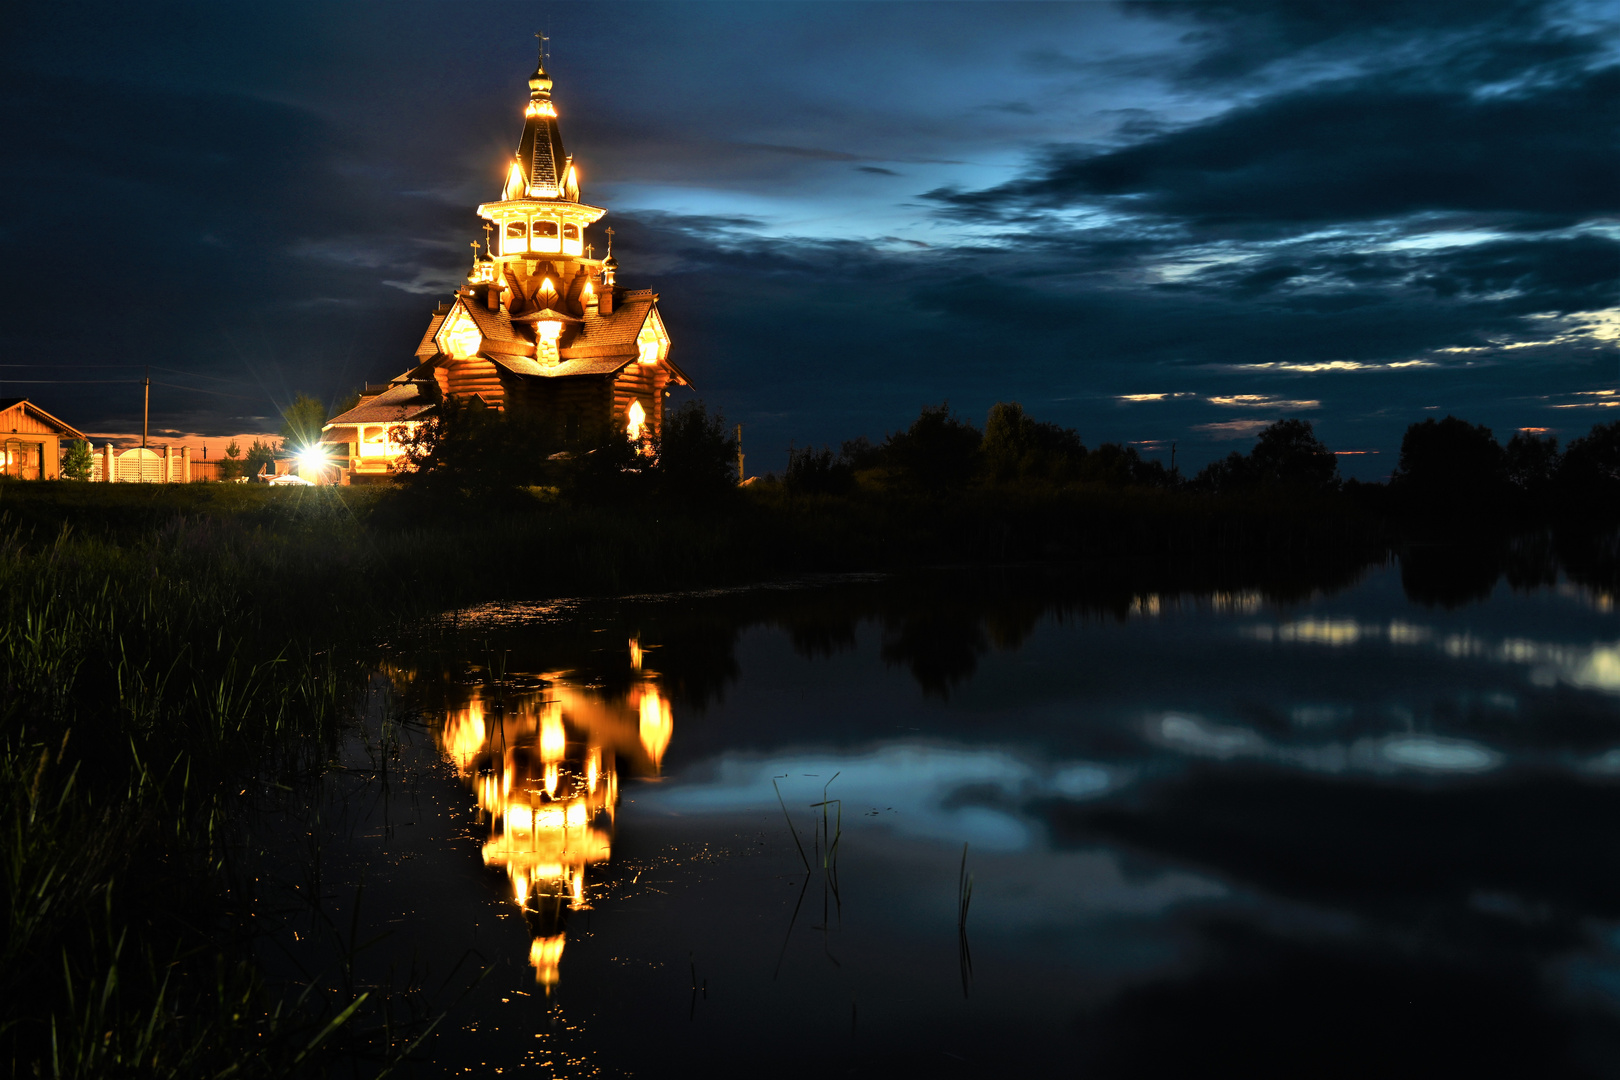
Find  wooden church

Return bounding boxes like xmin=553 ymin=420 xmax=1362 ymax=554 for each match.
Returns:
xmin=325 ymin=47 xmax=689 ymax=481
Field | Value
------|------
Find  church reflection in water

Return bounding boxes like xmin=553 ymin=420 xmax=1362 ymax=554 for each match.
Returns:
xmin=434 ymin=639 xmax=672 ymax=990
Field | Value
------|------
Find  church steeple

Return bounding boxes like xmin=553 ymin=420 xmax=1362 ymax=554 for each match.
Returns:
xmin=513 ymin=40 xmax=570 ymax=200
xmin=476 ymin=43 xmax=610 ymax=307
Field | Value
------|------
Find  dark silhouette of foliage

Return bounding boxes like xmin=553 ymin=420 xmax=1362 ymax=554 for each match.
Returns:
xmin=884 ymin=403 xmax=982 ymax=492
xmin=1193 ymin=419 xmax=1337 ymax=494
xmin=1080 ymin=442 xmax=1173 ymax=487
xmin=1556 ymin=421 xmax=1620 ymax=520
xmin=1250 ymin=419 xmax=1338 ymax=489
xmin=60 ymin=439 xmax=93 ymax=481
xmin=396 ymin=397 xmax=547 ymax=500
xmin=652 ymin=400 xmax=739 ymax=503
xmin=982 ymin=402 xmax=1087 ymax=483
xmin=1504 ymin=431 xmax=1560 ymax=512
xmin=839 ymin=436 xmax=883 ymax=471
xmin=1391 ymin=416 xmax=1507 ymax=518
xmin=784 ymin=444 xmax=855 ymax=495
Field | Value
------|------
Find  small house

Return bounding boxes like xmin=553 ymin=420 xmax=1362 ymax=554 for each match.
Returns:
xmin=0 ymin=399 xmax=88 ymax=480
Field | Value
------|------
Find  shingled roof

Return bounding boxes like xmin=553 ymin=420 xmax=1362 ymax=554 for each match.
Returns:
xmin=324 ymin=381 xmax=439 ymax=428
xmin=487 ymin=353 xmax=634 ymax=379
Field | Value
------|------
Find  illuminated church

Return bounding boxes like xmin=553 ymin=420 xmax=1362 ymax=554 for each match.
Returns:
xmin=324 ymin=47 xmax=688 ymax=480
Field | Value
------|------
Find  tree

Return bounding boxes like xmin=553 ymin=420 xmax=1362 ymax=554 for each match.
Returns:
xmin=244 ymin=438 xmax=280 ymax=479
xmin=1504 ymin=430 xmax=1560 ymax=510
xmin=1556 ymin=421 xmax=1620 ymax=518
xmin=1192 ymin=419 xmax=1336 ymax=494
xmin=652 ymin=400 xmax=738 ymax=502
xmin=396 ymin=397 xmax=547 ymax=500
xmin=221 ymin=439 xmax=243 ymax=481
xmin=1249 ymin=419 xmax=1338 ymax=490
xmin=60 ymin=439 xmax=93 ymax=481
xmin=981 ymin=402 xmax=1086 ymax=483
xmin=1391 ymin=415 xmax=1507 ymax=516
xmin=784 ymin=444 xmax=855 ymax=495
xmin=884 ymin=403 xmax=982 ymax=492
xmin=279 ymin=393 xmax=327 ymax=450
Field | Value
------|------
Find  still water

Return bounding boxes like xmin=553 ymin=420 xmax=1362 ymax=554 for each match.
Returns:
xmin=272 ymin=555 xmax=1620 ymax=1077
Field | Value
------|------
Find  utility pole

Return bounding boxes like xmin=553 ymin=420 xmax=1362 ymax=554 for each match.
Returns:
xmin=142 ymin=367 xmax=150 ymax=449
xmin=735 ymin=424 xmax=745 ymax=484
xmin=1170 ymin=440 xmax=1177 ymax=476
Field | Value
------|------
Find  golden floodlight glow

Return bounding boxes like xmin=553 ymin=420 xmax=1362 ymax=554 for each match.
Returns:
xmin=530 ymin=934 xmax=565 ymax=988
xmin=525 ymin=101 xmax=557 ymax=118
xmin=538 ymin=320 xmax=563 ymax=342
xmin=429 ymin=671 xmax=673 ymax=991
xmin=626 ymin=399 xmax=646 ymax=440
xmin=440 ymin=307 xmax=483 ymax=359
xmin=639 ymin=688 xmax=672 ymax=770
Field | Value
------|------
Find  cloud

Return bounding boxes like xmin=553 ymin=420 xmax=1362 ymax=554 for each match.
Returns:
xmin=1207 ymin=395 xmax=1320 ymax=409
xmin=926 ymin=66 xmax=1620 ymax=230
xmin=1193 ymin=419 xmax=1274 ymax=439
xmin=856 ymin=165 xmax=901 ymax=176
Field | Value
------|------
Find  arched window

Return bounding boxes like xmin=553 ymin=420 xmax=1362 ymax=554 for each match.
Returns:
xmin=504 ymin=219 xmax=528 ymax=255
xmin=562 ymin=223 xmax=582 ymax=256
xmin=533 ymin=219 xmax=561 ymax=253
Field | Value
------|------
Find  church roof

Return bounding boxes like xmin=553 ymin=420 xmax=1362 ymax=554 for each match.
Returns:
xmin=415 ymin=310 xmax=448 ymax=359
xmin=324 ymin=381 xmax=439 ymax=428
xmin=487 ymin=353 xmax=634 ymax=379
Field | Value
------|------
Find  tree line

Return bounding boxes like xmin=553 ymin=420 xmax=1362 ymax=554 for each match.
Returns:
xmin=780 ymin=402 xmax=1620 ymax=523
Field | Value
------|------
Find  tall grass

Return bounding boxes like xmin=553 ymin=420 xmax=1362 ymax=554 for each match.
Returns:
xmin=0 ymin=517 xmax=373 ymax=1075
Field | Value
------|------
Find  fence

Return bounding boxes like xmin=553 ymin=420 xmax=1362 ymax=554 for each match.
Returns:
xmin=93 ymin=444 xmax=193 ymax=483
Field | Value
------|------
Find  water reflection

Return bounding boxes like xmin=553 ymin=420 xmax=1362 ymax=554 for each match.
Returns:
xmin=433 ymin=639 xmax=672 ymax=989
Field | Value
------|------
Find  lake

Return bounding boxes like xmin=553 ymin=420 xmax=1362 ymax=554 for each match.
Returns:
xmin=260 ymin=549 xmax=1620 ymax=1077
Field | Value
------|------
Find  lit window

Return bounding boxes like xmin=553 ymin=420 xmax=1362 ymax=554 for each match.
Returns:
xmin=562 ymin=223 xmax=581 ymax=256
xmin=532 ymin=219 xmax=561 ymax=253
xmin=504 ymin=220 xmax=528 ymax=254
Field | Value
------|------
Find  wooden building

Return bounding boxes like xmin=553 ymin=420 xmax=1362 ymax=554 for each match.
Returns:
xmin=0 ymin=399 xmax=88 ymax=480
xmin=325 ymin=49 xmax=689 ymax=479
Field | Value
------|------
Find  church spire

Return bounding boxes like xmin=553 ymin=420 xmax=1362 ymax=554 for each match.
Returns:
xmin=478 ymin=43 xmax=607 ymax=270
xmin=515 ymin=35 xmax=570 ymax=201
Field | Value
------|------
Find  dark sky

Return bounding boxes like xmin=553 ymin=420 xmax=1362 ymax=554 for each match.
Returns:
xmin=2 ymin=1 xmax=1616 ymax=476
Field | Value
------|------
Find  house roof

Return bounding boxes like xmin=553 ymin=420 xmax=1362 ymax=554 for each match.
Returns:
xmin=323 ymin=381 xmax=439 ymax=428
xmin=0 ymin=398 xmax=89 ymax=440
